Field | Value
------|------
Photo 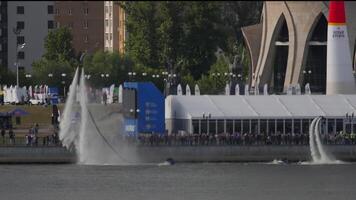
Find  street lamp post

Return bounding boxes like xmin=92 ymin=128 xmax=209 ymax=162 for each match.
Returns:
xmin=142 ymin=72 xmax=147 ymax=81
xmin=303 ymin=69 xmax=312 ymax=88
xmin=25 ymin=74 xmax=32 ymax=86
xmin=132 ymin=72 xmax=136 ymax=81
xmin=13 ymin=27 xmax=23 ymax=87
xmin=128 ymin=72 xmax=133 ymax=81
xmin=100 ymin=73 xmax=109 ymax=86
xmin=15 ymin=43 xmax=26 ymax=87
xmin=61 ymin=73 xmax=67 ymax=97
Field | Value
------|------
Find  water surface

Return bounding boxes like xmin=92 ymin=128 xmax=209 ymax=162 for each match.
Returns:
xmin=0 ymin=163 xmax=355 ymax=200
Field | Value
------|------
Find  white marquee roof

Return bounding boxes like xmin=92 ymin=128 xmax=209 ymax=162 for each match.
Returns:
xmin=165 ymin=95 xmax=356 ymax=119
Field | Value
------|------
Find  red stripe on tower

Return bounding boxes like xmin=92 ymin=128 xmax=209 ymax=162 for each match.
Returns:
xmin=328 ymin=1 xmax=346 ymax=24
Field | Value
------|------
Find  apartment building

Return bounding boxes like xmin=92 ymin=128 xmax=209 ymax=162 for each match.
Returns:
xmin=54 ymin=1 xmax=104 ymax=55
xmin=104 ymin=1 xmax=126 ymax=54
xmin=0 ymin=1 xmax=8 ymax=69
xmin=7 ymin=1 xmax=54 ymax=72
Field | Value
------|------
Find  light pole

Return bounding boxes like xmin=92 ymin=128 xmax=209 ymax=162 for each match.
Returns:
xmin=61 ymin=73 xmax=67 ymax=97
xmin=128 ymin=72 xmax=132 ymax=81
xmin=100 ymin=73 xmax=109 ymax=86
xmin=142 ymin=72 xmax=147 ymax=81
xmin=132 ymin=72 xmax=136 ymax=81
xmin=15 ymin=43 xmax=26 ymax=87
xmin=25 ymin=74 xmax=32 ymax=86
xmin=84 ymin=74 xmax=91 ymax=80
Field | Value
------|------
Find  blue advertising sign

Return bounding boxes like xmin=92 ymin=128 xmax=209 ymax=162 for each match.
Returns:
xmin=123 ymin=82 xmax=165 ymax=136
xmin=48 ymin=87 xmax=59 ymax=105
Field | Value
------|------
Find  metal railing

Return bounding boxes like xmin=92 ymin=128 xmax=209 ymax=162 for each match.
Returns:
xmin=0 ymin=136 xmax=61 ymax=147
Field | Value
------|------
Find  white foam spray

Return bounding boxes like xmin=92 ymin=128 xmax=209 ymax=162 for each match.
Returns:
xmin=307 ymin=116 xmax=341 ymax=164
xmin=59 ymin=67 xmax=80 ymax=151
xmin=309 ymin=117 xmax=319 ymax=161
xmin=78 ymin=68 xmax=89 ymax=163
xmin=59 ymin=68 xmax=140 ymax=165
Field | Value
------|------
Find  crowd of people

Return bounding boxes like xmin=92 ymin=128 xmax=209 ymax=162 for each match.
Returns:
xmin=0 ymin=122 xmax=60 ymax=147
xmin=134 ymin=131 xmax=356 ymax=146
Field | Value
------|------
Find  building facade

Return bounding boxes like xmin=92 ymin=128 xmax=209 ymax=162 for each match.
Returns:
xmin=242 ymin=1 xmax=356 ymax=94
xmin=104 ymin=1 xmax=126 ymax=54
xmin=54 ymin=1 xmax=104 ymax=56
xmin=0 ymin=1 xmax=8 ymax=70
xmin=7 ymin=1 xmax=54 ymax=72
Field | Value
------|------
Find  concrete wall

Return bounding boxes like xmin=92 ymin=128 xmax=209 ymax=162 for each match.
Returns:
xmin=0 ymin=146 xmax=76 ymax=163
xmin=7 ymin=1 xmax=54 ymax=72
xmin=135 ymin=145 xmax=356 ymax=163
xmin=1 ymin=145 xmax=355 ymax=163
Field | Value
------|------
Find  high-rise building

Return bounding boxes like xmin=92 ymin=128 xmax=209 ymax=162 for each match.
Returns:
xmin=0 ymin=1 xmax=8 ymax=70
xmin=54 ymin=1 xmax=104 ymax=56
xmin=104 ymin=1 xmax=126 ymax=54
xmin=7 ymin=1 xmax=54 ymax=72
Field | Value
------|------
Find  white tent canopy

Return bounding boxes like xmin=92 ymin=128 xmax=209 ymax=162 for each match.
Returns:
xmin=165 ymin=95 xmax=356 ymax=120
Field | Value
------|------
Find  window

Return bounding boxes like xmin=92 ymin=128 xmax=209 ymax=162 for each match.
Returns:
xmin=105 ymin=19 xmax=108 ymax=27
xmin=84 ymin=35 xmax=88 ymax=43
xmin=55 ymin=8 xmax=59 ymax=15
xmin=83 ymin=20 xmax=88 ymax=29
xmin=84 ymin=7 xmax=88 ymax=15
xmin=17 ymin=6 xmax=24 ymax=14
xmin=18 ymin=66 xmax=25 ymax=71
xmin=110 ymin=33 xmax=112 ymax=40
xmin=105 ymin=6 xmax=108 ymax=13
xmin=56 ymin=21 xmax=60 ymax=28
xmin=17 ymin=36 xmax=25 ymax=45
xmin=105 ymin=33 xmax=108 ymax=40
xmin=18 ymin=51 xmax=25 ymax=59
xmin=68 ymin=8 xmax=72 ymax=15
xmin=69 ymin=22 xmax=74 ymax=29
xmin=48 ymin=5 xmax=53 ymax=14
xmin=17 ymin=21 xmax=25 ymax=30
xmin=48 ymin=20 xmax=54 ymax=29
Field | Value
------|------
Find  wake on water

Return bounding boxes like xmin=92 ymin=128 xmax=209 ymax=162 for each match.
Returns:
xmin=302 ymin=116 xmax=344 ymax=165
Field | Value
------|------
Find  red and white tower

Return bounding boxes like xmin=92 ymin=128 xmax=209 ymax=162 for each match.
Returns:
xmin=326 ymin=1 xmax=356 ymax=94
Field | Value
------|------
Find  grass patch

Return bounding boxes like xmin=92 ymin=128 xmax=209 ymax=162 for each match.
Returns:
xmin=0 ymin=104 xmax=65 ymax=129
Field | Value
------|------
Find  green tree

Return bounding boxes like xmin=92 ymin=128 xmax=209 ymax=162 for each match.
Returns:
xmin=219 ymin=1 xmax=263 ymax=63
xmin=197 ymin=54 xmax=230 ymax=94
xmin=179 ymin=1 xmax=226 ymax=79
xmin=43 ymin=27 xmax=76 ymax=63
xmin=0 ymin=68 xmax=17 ymax=86
xmin=119 ymin=1 xmax=264 ymax=94
xmin=122 ymin=1 xmax=225 ymax=79
xmin=124 ymin=2 xmax=159 ymax=69
xmin=156 ymin=2 xmax=185 ymax=72
xmin=83 ymin=51 xmax=134 ymax=88
xmin=32 ymin=59 xmax=74 ymax=87
xmin=32 ymin=27 xmax=77 ymax=89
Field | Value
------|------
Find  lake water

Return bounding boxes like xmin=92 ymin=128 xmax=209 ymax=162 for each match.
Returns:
xmin=0 ymin=163 xmax=355 ymax=200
